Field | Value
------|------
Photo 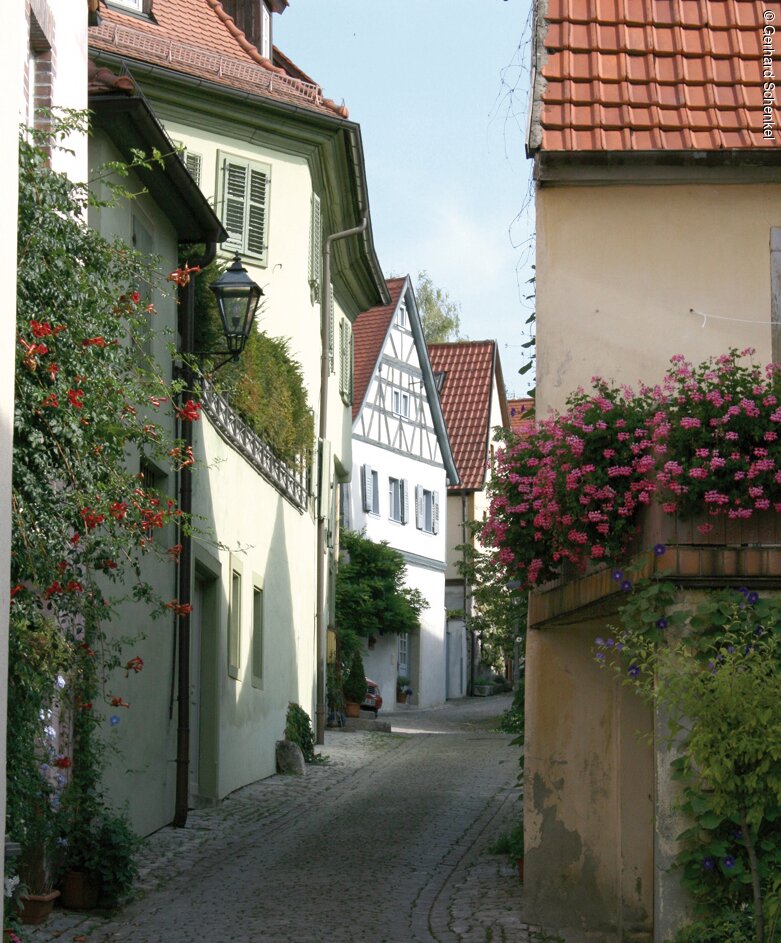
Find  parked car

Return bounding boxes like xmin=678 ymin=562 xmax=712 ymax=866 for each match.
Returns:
xmin=362 ymin=679 xmax=383 ymax=716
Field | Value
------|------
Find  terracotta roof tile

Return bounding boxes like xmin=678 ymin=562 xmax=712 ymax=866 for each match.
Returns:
xmin=428 ymin=341 xmax=502 ymax=493
xmin=352 ymin=278 xmax=407 ymax=423
xmin=537 ymin=0 xmax=774 ymax=151
xmin=90 ymin=0 xmax=348 ymax=119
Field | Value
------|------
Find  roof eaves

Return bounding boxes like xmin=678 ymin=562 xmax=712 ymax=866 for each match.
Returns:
xmin=405 ymin=284 xmax=460 ymax=487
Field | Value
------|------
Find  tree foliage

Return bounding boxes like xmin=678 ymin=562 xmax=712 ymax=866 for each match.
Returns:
xmin=11 ymin=116 xmax=182 ymax=889
xmin=335 ymin=530 xmax=427 ymax=661
xmin=415 ymin=270 xmax=462 ymax=344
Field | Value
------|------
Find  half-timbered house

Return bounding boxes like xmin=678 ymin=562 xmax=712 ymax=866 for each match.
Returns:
xmin=348 ymin=277 xmax=458 ymax=708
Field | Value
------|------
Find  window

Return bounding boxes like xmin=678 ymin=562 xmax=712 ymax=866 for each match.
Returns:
xmin=415 ymin=486 xmax=439 ymax=533
xmin=398 ymin=633 xmax=409 ymax=675
xmin=397 ymin=303 xmax=407 ymax=328
xmin=392 ymin=389 xmax=410 ymax=417
xmin=309 ymin=193 xmax=322 ymax=303
xmin=339 ymin=482 xmax=351 ymax=531
xmin=228 ymin=570 xmax=242 ymax=680
xmin=220 ymin=0 xmax=271 ymax=56
xmin=389 ymin=477 xmax=408 ymax=524
xmin=361 ymin=465 xmax=379 ymax=515
xmin=251 ymin=586 xmax=263 ymax=688
xmin=109 ymin=0 xmax=150 ymax=12
xmin=218 ymin=152 xmax=271 ymax=265
xmin=339 ymin=319 xmax=354 ymax=405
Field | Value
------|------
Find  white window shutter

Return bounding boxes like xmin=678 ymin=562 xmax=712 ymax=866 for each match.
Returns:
xmin=246 ymin=167 xmax=269 ymax=263
xmin=185 ymin=151 xmax=202 ymax=187
xmin=362 ymin=464 xmax=373 ymax=513
xmin=433 ymin=491 xmax=440 ymax=534
xmin=401 ymin=479 xmax=409 ymax=524
xmin=309 ymin=193 xmax=322 ymax=301
xmin=415 ymin=485 xmax=423 ymax=529
xmin=222 ymin=158 xmax=247 ymax=253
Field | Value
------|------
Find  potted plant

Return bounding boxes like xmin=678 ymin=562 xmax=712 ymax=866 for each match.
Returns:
xmin=343 ymin=651 xmax=368 ymax=718
xmin=16 ymin=801 xmax=61 ymax=925
xmin=60 ymin=790 xmax=139 ymax=911
xmin=396 ymin=676 xmax=413 ymax=704
xmin=326 ymin=662 xmax=346 ymax=727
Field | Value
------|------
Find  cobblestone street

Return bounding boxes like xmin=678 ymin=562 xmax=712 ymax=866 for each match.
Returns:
xmin=26 ymin=696 xmax=546 ymax=943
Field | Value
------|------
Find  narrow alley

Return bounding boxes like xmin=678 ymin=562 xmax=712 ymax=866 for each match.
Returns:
xmin=28 ymin=696 xmax=544 ymax=943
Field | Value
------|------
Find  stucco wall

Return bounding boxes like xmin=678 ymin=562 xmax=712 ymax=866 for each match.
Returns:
xmin=536 ymin=182 xmax=780 ymax=414
xmin=90 ymin=135 xmax=319 ymax=835
xmin=524 ymin=618 xmax=654 ymax=942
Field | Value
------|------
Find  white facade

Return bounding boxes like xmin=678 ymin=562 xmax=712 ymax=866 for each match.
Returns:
xmin=348 ymin=279 xmax=457 ymax=709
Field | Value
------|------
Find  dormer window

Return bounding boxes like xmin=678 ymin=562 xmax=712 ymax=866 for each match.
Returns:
xmin=221 ymin=0 xmax=272 ymax=59
xmin=108 ymin=0 xmax=152 ymax=15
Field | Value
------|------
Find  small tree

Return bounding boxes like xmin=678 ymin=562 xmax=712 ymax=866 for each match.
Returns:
xmin=415 ymin=271 xmax=462 ymax=343
xmin=335 ymin=530 xmax=427 ymax=651
xmin=343 ymin=651 xmax=368 ymax=706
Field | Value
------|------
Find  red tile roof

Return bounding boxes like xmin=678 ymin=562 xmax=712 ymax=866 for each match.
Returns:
xmin=90 ymin=0 xmax=348 ymax=118
xmin=352 ymin=277 xmax=406 ymax=423
xmin=428 ymin=341 xmax=506 ymax=492
xmin=536 ymin=0 xmax=774 ymax=151
xmin=507 ymin=398 xmax=535 ymax=437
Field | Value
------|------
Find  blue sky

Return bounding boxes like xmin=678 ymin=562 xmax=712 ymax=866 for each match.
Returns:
xmin=275 ymin=0 xmax=536 ymax=397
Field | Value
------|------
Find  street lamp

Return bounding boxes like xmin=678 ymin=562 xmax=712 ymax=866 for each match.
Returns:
xmin=209 ymin=253 xmax=263 ymax=361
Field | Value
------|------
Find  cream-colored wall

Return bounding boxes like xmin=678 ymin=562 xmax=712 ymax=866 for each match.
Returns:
xmin=2 ymin=1 xmax=24 ymax=919
xmin=19 ymin=0 xmax=87 ymax=178
xmin=524 ymin=619 xmax=654 ymax=941
xmin=161 ymin=123 xmax=353 ymax=476
xmin=536 ymin=183 xmax=781 ymax=415
xmin=90 ymin=135 xmax=320 ymax=834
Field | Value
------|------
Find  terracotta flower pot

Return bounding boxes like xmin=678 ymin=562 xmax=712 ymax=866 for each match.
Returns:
xmin=19 ymin=889 xmax=60 ymax=925
xmin=344 ymin=701 xmax=360 ymax=718
xmin=61 ymin=869 xmax=100 ymax=910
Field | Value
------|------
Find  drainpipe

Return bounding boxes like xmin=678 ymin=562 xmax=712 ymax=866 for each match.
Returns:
xmin=462 ymin=492 xmax=474 ymax=696
xmin=315 ymin=217 xmax=368 ymax=745
xmin=173 ymin=242 xmax=217 ymax=829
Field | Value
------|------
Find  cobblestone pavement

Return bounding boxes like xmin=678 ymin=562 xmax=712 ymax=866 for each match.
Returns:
xmin=25 ymin=695 xmax=549 ymax=943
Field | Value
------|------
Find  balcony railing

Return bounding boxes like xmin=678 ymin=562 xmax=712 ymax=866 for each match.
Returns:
xmin=200 ymin=381 xmax=309 ymax=512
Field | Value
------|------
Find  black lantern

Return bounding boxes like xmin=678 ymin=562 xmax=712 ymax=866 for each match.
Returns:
xmin=209 ymin=253 xmax=263 ymax=360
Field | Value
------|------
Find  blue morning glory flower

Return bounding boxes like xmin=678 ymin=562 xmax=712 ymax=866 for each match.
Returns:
xmin=110 ymin=715 xmax=121 ymax=727
xmin=723 ymin=856 xmax=735 ymax=869
xmin=702 ymin=856 xmax=716 ymax=870
xmin=595 ymin=637 xmax=606 ymax=647
xmin=653 ymin=543 xmax=667 ymax=556
xmin=628 ymin=664 xmax=640 ymax=679
xmin=620 ymin=580 xmax=633 ymax=592
xmin=656 ymin=618 xmax=668 ymax=630
xmin=747 ymin=591 xmax=759 ymax=605
xmin=606 ymin=638 xmax=615 ymax=648
xmin=613 ymin=570 xmax=624 ymax=582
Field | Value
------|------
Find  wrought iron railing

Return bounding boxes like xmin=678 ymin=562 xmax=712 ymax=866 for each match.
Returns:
xmin=200 ymin=381 xmax=309 ymax=512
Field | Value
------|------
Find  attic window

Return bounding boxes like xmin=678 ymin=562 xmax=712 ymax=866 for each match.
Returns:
xmin=433 ymin=371 xmax=446 ymax=393
xmin=221 ymin=0 xmax=272 ymax=58
xmin=108 ymin=0 xmax=152 ymax=16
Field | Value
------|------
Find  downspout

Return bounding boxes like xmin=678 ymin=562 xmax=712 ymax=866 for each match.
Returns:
xmin=462 ymin=493 xmax=474 ymax=696
xmin=315 ymin=216 xmax=368 ymax=745
xmin=173 ymin=242 xmax=217 ymax=828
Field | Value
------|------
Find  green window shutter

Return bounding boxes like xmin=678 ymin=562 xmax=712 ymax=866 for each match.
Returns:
xmin=246 ymin=166 xmax=269 ymax=263
xmin=309 ymin=193 xmax=322 ymax=302
xmin=348 ymin=324 xmax=354 ymax=405
xmin=222 ymin=158 xmax=247 ymax=254
xmin=219 ymin=154 xmax=271 ymax=264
